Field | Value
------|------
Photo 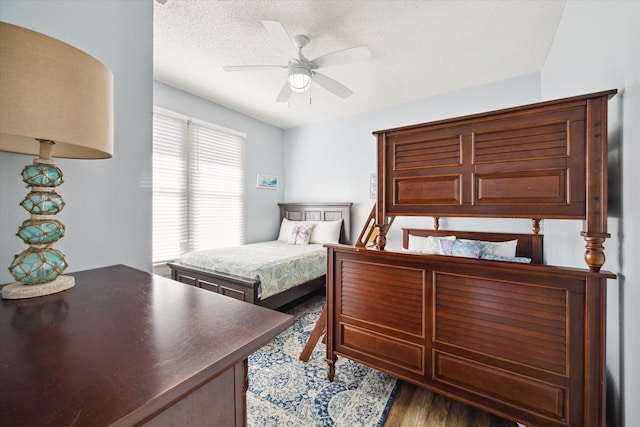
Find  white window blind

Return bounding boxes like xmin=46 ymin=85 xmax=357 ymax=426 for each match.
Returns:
xmin=152 ymin=109 xmax=246 ymax=264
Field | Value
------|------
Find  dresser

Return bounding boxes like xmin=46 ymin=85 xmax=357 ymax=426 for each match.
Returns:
xmin=0 ymin=265 xmax=293 ymax=426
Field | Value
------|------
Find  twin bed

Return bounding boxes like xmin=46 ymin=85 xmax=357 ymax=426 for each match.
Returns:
xmin=168 ymin=202 xmax=351 ymax=309
xmin=324 ymin=90 xmax=617 ymax=427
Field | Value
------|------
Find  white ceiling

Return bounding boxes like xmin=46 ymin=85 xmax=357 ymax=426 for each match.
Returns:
xmin=153 ymin=1 xmax=565 ymax=129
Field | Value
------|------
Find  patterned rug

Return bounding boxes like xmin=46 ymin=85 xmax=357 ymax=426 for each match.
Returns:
xmin=247 ymin=295 xmax=398 ymax=427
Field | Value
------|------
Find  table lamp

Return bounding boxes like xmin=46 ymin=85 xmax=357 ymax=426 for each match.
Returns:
xmin=0 ymin=22 xmax=113 ymax=299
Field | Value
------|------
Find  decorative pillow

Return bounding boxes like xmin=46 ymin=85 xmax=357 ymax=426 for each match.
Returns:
xmin=288 ymin=223 xmax=314 ymax=245
xmin=408 ymin=235 xmax=455 ymax=254
xmin=481 ymin=240 xmax=518 ymax=258
xmin=438 ymin=238 xmax=455 ymax=255
xmin=310 ymin=219 xmax=343 ymax=244
xmin=278 ymin=218 xmax=307 ymax=241
xmin=451 ymin=239 xmax=481 ymax=258
xmin=480 ymin=253 xmax=531 ymax=263
xmin=462 ymin=239 xmax=493 ymax=257
xmin=478 ymin=241 xmax=495 ymax=257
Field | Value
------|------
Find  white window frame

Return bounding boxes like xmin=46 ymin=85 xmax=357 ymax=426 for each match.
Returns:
xmin=152 ymin=107 xmax=246 ymax=270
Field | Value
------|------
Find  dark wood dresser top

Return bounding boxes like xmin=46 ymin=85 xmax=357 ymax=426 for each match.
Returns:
xmin=0 ymin=264 xmax=293 ymax=426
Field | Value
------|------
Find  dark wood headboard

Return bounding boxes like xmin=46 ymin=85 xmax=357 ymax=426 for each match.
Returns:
xmin=278 ymin=202 xmax=353 ymax=244
xmin=372 ymin=90 xmax=616 ymax=272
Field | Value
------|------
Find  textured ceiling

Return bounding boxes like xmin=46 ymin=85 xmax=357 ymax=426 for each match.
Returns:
xmin=154 ymin=1 xmax=565 ymax=129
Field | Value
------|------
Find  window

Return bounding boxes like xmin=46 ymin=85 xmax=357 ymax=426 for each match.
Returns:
xmin=152 ymin=108 xmax=246 ymax=264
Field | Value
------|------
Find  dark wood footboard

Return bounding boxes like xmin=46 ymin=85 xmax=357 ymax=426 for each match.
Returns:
xmin=325 ymin=245 xmax=614 ymax=427
xmin=168 ymin=262 xmax=260 ymax=303
xmin=168 ymin=262 xmax=325 ymax=309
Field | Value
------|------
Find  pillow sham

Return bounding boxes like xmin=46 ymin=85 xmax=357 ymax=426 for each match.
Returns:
xmin=310 ymin=219 xmax=343 ymax=244
xmin=451 ymin=239 xmax=481 ymax=258
xmin=278 ymin=218 xmax=307 ymax=241
xmin=288 ymin=223 xmax=314 ymax=245
xmin=408 ymin=235 xmax=455 ymax=254
xmin=439 ymin=238 xmax=482 ymax=258
xmin=438 ymin=238 xmax=455 ymax=255
xmin=481 ymin=239 xmax=518 ymax=258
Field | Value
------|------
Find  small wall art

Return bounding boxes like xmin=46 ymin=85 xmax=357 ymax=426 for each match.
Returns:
xmin=370 ymin=173 xmax=377 ymax=199
xmin=257 ymin=173 xmax=278 ymax=189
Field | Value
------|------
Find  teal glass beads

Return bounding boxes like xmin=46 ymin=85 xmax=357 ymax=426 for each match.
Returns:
xmin=20 ymin=191 xmax=65 ymax=215
xmin=22 ymin=164 xmax=64 ymax=187
xmin=9 ymin=248 xmax=68 ymax=285
xmin=17 ymin=219 xmax=65 ymax=245
xmin=10 ymin=159 xmax=69 ymax=286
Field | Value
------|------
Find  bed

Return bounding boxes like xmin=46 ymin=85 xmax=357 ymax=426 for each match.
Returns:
xmin=168 ymin=202 xmax=351 ymax=309
xmin=324 ymin=90 xmax=617 ymax=427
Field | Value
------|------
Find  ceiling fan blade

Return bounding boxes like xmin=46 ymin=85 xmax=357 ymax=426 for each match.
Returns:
xmin=276 ymin=82 xmax=293 ymax=103
xmin=223 ymin=65 xmax=286 ymax=72
xmin=312 ymin=72 xmax=354 ymax=99
xmin=311 ymin=46 xmax=371 ymax=69
xmin=261 ymin=20 xmax=299 ymax=60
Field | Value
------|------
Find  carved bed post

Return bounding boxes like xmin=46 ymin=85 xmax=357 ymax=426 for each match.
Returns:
xmin=375 ymin=132 xmax=387 ymax=251
xmin=327 ymin=355 xmax=337 ymax=381
xmin=374 ymin=218 xmax=394 ymax=250
xmin=532 ymin=219 xmax=541 ymax=235
xmin=581 ymin=93 xmax=614 ymax=273
xmin=374 ymin=225 xmax=387 ymax=250
xmin=583 ymin=236 xmax=608 ymax=272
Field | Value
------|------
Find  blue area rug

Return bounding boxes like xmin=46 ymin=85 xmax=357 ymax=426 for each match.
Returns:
xmin=247 ymin=295 xmax=398 ymax=427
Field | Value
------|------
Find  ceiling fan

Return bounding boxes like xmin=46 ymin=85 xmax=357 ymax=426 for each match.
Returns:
xmin=223 ymin=20 xmax=371 ymax=102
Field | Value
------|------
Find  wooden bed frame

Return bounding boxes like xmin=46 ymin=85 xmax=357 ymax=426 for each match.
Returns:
xmin=168 ymin=202 xmax=351 ymax=310
xmin=325 ymin=90 xmax=617 ymax=427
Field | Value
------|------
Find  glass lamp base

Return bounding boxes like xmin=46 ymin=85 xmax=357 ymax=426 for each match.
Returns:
xmin=1 ymin=275 xmax=75 ymax=299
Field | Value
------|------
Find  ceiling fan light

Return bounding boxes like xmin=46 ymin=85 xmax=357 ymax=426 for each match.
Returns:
xmin=288 ymin=67 xmax=311 ymax=93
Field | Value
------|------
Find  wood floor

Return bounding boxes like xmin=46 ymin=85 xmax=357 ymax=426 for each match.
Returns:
xmin=384 ymin=381 xmax=519 ymax=427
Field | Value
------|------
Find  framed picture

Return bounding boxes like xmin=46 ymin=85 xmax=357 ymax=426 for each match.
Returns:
xmin=257 ymin=173 xmax=278 ymax=189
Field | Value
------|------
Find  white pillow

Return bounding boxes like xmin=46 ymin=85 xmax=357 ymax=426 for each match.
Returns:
xmin=408 ymin=235 xmax=455 ymax=254
xmin=481 ymin=240 xmax=518 ymax=258
xmin=310 ymin=219 xmax=343 ymax=244
xmin=288 ymin=223 xmax=315 ymax=245
xmin=278 ymin=218 xmax=309 ymax=241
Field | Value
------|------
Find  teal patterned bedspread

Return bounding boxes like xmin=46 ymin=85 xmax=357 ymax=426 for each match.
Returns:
xmin=179 ymin=241 xmax=326 ymax=300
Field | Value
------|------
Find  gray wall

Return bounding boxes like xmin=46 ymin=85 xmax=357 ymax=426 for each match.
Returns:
xmin=540 ymin=2 xmax=640 ymax=426
xmin=0 ymin=0 xmax=153 ymax=283
xmin=153 ymin=82 xmax=285 ymax=244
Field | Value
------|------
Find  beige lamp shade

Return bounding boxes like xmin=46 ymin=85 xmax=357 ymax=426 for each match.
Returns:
xmin=0 ymin=21 xmax=113 ymax=159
